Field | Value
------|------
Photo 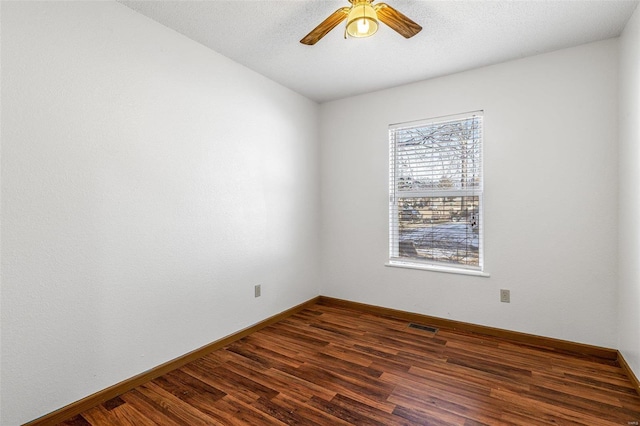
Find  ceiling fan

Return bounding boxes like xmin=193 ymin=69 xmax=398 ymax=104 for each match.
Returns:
xmin=300 ymin=0 xmax=422 ymax=45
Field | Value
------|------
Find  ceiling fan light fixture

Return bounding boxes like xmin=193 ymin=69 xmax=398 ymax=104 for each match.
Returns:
xmin=300 ymin=0 xmax=421 ymax=45
xmin=346 ymin=1 xmax=378 ymax=38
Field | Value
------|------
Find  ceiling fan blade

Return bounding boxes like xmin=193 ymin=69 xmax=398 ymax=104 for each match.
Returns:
xmin=300 ymin=7 xmax=351 ymax=45
xmin=374 ymin=3 xmax=422 ymax=39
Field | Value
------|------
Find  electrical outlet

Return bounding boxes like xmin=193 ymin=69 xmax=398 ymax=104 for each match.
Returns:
xmin=254 ymin=284 xmax=261 ymax=298
xmin=500 ymin=289 xmax=510 ymax=303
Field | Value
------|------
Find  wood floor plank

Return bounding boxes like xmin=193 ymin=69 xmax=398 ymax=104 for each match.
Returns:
xmin=97 ymin=403 xmax=156 ymax=426
xmin=307 ymin=395 xmax=390 ymax=426
xmin=530 ymin=371 xmax=624 ymax=407
xmin=490 ymin=387 xmax=627 ymax=426
xmin=305 ymin=350 xmax=383 ymax=379
xmin=405 ymin=359 xmax=531 ymax=394
xmin=386 ymin=376 xmax=504 ymax=425
xmin=209 ymin=395 xmax=288 ymax=426
xmin=317 ymin=343 xmax=378 ymax=367
xmin=326 ymin=393 xmax=414 ymax=426
xmin=56 ymin=303 xmax=640 ymax=425
xmin=289 ymin=363 xmax=398 ymax=413
xmin=183 ymin=359 xmax=277 ymax=404
xmin=119 ymin=389 xmax=184 ymax=426
xmin=268 ymin=393 xmax=354 ymax=426
xmin=78 ymin=406 xmax=118 ymax=426
xmin=222 ymin=359 xmax=335 ymax=403
xmin=57 ymin=415 xmax=92 ymax=426
xmin=135 ymin=382 xmax=226 ymax=426
xmin=227 ymin=340 xmax=304 ymax=370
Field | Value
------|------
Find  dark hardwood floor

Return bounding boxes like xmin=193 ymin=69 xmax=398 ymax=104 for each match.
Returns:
xmin=59 ymin=303 xmax=640 ymax=425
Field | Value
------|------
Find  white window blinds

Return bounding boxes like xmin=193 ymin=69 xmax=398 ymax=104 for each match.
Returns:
xmin=389 ymin=111 xmax=484 ymax=271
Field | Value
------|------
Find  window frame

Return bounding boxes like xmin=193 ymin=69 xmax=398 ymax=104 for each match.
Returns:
xmin=388 ymin=111 xmax=487 ymax=276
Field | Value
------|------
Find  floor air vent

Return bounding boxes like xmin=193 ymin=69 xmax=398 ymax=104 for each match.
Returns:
xmin=408 ymin=323 xmax=438 ymax=333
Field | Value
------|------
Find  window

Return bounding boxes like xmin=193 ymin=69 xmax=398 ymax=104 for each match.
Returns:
xmin=389 ymin=111 xmax=484 ymax=273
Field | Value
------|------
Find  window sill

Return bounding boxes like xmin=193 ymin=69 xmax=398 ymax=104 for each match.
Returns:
xmin=385 ymin=261 xmax=491 ymax=277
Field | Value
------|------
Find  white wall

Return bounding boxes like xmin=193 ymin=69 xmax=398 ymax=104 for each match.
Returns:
xmin=618 ymin=4 xmax=640 ymax=380
xmin=320 ymin=39 xmax=619 ymax=349
xmin=0 ymin=2 xmax=319 ymax=424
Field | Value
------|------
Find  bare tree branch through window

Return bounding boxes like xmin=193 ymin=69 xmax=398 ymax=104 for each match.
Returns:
xmin=389 ymin=112 xmax=484 ymax=271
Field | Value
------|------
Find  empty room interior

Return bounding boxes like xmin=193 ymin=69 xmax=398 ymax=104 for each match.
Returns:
xmin=2 ymin=0 xmax=640 ymax=424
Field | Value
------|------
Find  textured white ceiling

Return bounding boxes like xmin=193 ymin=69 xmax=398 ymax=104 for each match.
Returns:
xmin=118 ymin=0 xmax=639 ymax=103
